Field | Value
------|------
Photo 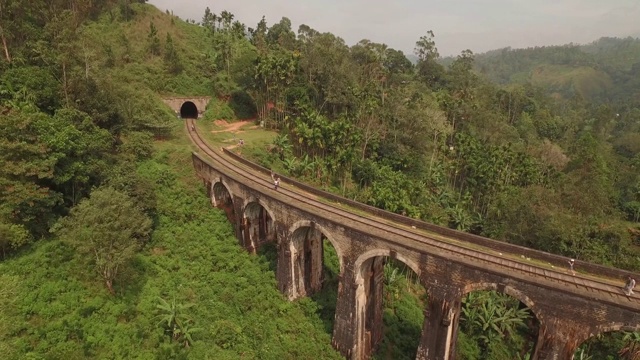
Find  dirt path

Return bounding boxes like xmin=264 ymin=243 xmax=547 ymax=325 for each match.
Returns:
xmin=210 ymin=119 xmax=255 ymax=134
xmin=211 ymin=119 xmax=258 ymax=150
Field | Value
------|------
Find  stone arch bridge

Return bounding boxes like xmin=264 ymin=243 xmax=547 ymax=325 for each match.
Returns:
xmin=185 ymin=119 xmax=640 ymax=360
xmin=161 ymin=96 xmax=211 ymax=118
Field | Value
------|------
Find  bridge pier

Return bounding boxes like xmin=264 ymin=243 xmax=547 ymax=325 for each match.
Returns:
xmin=331 ymin=260 xmax=360 ymax=359
xmin=232 ymin=194 xmax=245 ymax=249
xmin=291 ymin=225 xmax=325 ymax=298
xmin=416 ymin=285 xmax=461 ymax=360
xmin=275 ymin=223 xmax=297 ymax=299
xmin=332 ymin=255 xmax=387 ymax=359
xmin=364 ymin=257 xmax=385 ymax=356
xmin=531 ymin=319 xmax=584 ymax=360
xmin=241 ymin=215 xmax=255 ymax=253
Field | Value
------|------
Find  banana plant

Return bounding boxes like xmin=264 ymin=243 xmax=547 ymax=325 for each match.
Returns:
xmin=155 ymin=296 xmax=197 ymax=346
xmin=619 ymin=331 xmax=640 ymax=360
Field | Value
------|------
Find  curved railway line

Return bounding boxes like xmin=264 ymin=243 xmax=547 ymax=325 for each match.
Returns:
xmin=185 ymin=118 xmax=640 ymax=311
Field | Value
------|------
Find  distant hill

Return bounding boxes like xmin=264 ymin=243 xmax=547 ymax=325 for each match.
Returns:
xmin=529 ymin=64 xmax=613 ymax=99
xmin=465 ymin=37 xmax=640 ymax=104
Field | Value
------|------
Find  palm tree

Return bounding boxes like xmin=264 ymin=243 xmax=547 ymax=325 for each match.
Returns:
xmin=271 ymin=134 xmax=292 ymax=160
xmin=383 ymin=263 xmax=401 ymax=300
xmin=298 ymin=154 xmax=315 ymax=178
xmin=282 ymin=157 xmax=298 ymax=174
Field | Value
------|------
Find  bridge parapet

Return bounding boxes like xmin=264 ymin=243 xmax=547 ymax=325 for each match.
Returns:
xmin=221 ymin=148 xmax=638 ymax=282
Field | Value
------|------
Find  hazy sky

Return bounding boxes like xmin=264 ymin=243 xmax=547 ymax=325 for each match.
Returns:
xmin=148 ymin=0 xmax=640 ymax=56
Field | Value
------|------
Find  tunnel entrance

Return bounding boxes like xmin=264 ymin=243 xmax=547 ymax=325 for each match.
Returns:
xmin=180 ymin=101 xmax=198 ymax=118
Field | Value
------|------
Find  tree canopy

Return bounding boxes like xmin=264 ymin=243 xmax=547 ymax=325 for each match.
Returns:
xmin=52 ymin=187 xmax=152 ymax=294
xmin=0 ymin=1 xmax=639 ymax=359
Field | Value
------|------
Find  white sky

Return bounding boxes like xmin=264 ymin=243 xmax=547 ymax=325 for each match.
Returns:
xmin=148 ymin=0 xmax=640 ymax=56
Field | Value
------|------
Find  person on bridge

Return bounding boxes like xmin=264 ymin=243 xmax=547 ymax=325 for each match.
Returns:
xmin=274 ymin=177 xmax=280 ymax=191
xmin=568 ymin=259 xmax=575 ymax=275
xmin=190 ymin=124 xmax=195 ymax=131
xmin=624 ymin=276 xmax=636 ymax=296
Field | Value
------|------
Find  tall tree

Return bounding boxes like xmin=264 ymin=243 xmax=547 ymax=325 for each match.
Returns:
xmin=414 ymin=30 xmax=446 ymax=88
xmin=0 ymin=107 xmax=63 ymax=237
xmin=147 ymin=21 xmax=161 ymax=56
xmin=266 ymin=17 xmax=296 ymax=50
xmin=164 ymin=33 xmax=182 ymax=74
xmin=53 ymin=187 xmax=152 ymax=295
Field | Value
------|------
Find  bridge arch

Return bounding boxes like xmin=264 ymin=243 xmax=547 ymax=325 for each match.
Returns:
xmin=462 ymin=282 xmax=542 ymax=320
xmin=354 ymin=249 xmax=421 ymax=281
xmin=242 ymin=197 xmax=276 ymax=226
xmin=241 ymin=198 xmax=276 ymax=252
xmin=289 ymin=220 xmax=343 ymax=298
xmin=459 ymin=282 xmax=542 ymax=359
xmin=288 ymin=220 xmax=344 ymax=270
xmin=288 ymin=220 xmax=343 ymax=298
xmin=180 ymin=101 xmax=198 ymax=119
xmin=575 ymin=323 xmax=640 ymax=359
xmin=210 ymin=179 xmax=234 ymax=207
xmin=353 ymin=249 xmax=424 ymax=359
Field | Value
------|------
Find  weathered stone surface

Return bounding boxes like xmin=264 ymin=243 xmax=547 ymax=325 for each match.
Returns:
xmin=192 ymin=151 xmax=640 ymax=360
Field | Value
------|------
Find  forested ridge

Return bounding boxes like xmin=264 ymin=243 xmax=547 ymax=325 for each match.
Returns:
xmin=1 ymin=1 xmax=639 ymax=359
xmin=464 ymin=37 xmax=640 ymax=106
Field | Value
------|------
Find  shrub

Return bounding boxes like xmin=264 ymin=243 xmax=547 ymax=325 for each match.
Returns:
xmin=228 ymin=90 xmax=257 ymax=119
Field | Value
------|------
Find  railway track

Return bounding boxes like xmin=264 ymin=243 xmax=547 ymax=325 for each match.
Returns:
xmin=185 ymin=119 xmax=640 ymax=309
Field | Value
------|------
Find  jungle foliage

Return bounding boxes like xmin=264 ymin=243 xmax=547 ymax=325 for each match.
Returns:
xmin=1 ymin=1 xmax=639 ymax=359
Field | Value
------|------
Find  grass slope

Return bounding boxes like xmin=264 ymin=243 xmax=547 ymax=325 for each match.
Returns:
xmin=530 ymin=64 xmax=613 ymax=99
xmin=0 ymin=127 xmax=342 ymax=359
xmin=82 ymin=4 xmax=213 ymax=96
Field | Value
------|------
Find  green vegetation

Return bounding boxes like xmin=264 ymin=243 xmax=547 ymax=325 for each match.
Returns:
xmin=0 ymin=140 xmax=342 ymax=358
xmin=470 ymin=37 xmax=640 ymax=105
xmin=374 ymin=262 xmax=425 ymax=360
xmin=52 ymin=187 xmax=153 ymax=294
xmin=1 ymin=1 xmax=639 ymax=359
xmin=457 ymin=291 xmax=536 ymax=360
xmin=0 ymin=2 xmax=340 ymax=359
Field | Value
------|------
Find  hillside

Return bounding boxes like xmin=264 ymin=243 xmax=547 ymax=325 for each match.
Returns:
xmin=529 ymin=64 xmax=613 ymax=99
xmin=469 ymin=37 xmax=640 ymax=103
xmin=2 ymin=2 xmax=640 ymax=359
xmin=0 ymin=2 xmax=341 ymax=359
xmin=0 ymin=136 xmax=342 ymax=359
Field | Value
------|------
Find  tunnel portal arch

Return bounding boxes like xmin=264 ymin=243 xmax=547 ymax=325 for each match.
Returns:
xmin=180 ymin=101 xmax=198 ymax=119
